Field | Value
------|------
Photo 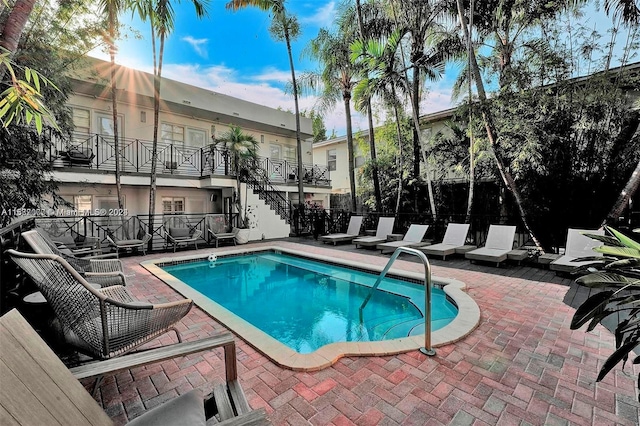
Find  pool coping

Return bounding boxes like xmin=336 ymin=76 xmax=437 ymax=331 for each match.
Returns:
xmin=141 ymin=243 xmax=480 ymax=371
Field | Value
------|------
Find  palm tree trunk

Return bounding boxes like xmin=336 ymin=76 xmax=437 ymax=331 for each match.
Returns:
xmin=283 ymin=24 xmax=305 ymax=231
xmin=107 ymin=6 xmax=126 ymax=237
xmin=344 ymin=92 xmax=357 ymax=212
xmin=148 ymin=26 xmax=163 ymax=243
xmin=367 ymin=103 xmax=382 ymax=211
xmin=355 ymin=0 xmax=382 ymax=212
xmin=603 ymin=159 xmax=640 ymax=226
xmin=107 ymin=7 xmax=124 ymax=208
xmin=465 ymin=0 xmax=475 ymax=223
xmin=0 ymin=0 xmax=36 ymax=79
xmin=456 ymin=0 xmax=543 ymax=250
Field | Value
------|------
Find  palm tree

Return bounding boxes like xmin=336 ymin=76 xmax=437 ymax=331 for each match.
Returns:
xmin=99 ymin=0 xmax=125 ymax=218
xmin=0 ymin=0 xmax=37 ymax=79
xmin=352 ymin=30 xmax=410 ymax=213
xmin=301 ymin=27 xmax=359 ymax=212
xmin=217 ymin=125 xmax=259 ymax=227
xmin=454 ymin=0 xmax=545 ymax=249
xmin=354 ymin=0 xmax=382 ymax=211
xmin=131 ymin=0 xmax=209 ymax=241
xmin=226 ymin=0 xmax=305 ymax=220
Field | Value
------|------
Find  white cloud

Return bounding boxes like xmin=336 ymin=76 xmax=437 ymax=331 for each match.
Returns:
xmin=252 ymin=68 xmax=292 ymax=83
xmin=181 ymin=36 xmax=209 ymax=58
xmin=300 ymin=1 xmax=337 ymax=27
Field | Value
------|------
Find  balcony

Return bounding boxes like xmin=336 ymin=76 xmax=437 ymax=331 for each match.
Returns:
xmin=46 ymin=132 xmax=331 ymax=187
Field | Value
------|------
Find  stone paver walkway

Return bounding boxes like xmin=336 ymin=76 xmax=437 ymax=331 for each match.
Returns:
xmin=88 ymin=240 xmax=640 ymax=425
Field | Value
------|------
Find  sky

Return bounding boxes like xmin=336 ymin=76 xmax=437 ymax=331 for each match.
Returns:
xmin=89 ymin=0 xmax=632 ymax=137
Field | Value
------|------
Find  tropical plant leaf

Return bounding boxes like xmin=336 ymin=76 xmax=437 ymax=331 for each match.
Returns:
xmin=581 ymin=233 xmax=625 ymax=247
xmin=587 ymin=310 xmax=614 ymax=331
xmin=617 ymin=316 xmax=640 ymax=334
xmin=605 ymin=258 xmax=640 ymax=270
xmin=571 ymin=290 xmax=614 ymax=329
xmin=576 ymin=272 xmax=635 ymax=287
xmin=596 ymin=341 xmax=640 ymax=382
xmin=594 ymin=246 xmax=640 ymax=259
xmin=606 ymin=226 xmax=640 ymax=251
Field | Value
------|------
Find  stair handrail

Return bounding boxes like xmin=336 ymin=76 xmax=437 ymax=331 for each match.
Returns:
xmin=243 ymin=166 xmax=293 ymax=224
xmin=359 ymin=247 xmax=435 ymax=356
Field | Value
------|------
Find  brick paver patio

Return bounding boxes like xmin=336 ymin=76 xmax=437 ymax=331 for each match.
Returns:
xmin=88 ymin=239 xmax=640 ymax=425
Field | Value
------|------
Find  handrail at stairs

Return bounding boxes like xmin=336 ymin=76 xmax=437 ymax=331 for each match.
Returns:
xmin=359 ymin=247 xmax=436 ymax=356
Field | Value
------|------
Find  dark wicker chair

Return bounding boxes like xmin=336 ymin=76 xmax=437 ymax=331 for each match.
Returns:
xmin=7 ymin=250 xmax=193 ymax=360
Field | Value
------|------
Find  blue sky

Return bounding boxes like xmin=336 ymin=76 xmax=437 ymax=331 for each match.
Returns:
xmin=90 ymin=0 xmax=632 ymax=136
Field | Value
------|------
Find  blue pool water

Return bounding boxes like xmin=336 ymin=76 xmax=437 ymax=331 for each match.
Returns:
xmin=162 ymin=252 xmax=458 ymax=354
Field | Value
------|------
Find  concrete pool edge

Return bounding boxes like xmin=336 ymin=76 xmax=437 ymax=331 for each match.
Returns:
xmin=141 ymin=243 xmax=481 ymax=371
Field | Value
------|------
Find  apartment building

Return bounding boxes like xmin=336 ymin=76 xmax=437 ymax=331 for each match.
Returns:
xmin=47 ymin=57 xmax=332 ymax=240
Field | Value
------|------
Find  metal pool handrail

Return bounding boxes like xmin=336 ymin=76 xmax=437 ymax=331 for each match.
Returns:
xmin=359 ymin=246 xmax=436 ymax=356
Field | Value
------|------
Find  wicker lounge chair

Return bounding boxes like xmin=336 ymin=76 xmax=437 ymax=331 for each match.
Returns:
xmin=0 ymin=309 xmax=271 ymax=426
xmin=22 ymin=229 xmax=126 ymax=287
xmin=465 ymin=225 xmax=516 ymax=266
xmin=419 ymin=223 xmax=472 ymax=260
xmin=319 ymin=215 xmax=363 ymax=245
xmin=377 ymin=224 xmax=429 ymax=254
xmin=208 ymin=228 xmax=237 ymax=248
xmin=549 ymin=228 xmax=605 ymax=273
xmin=353 ymin=217 xmax=395 ymax=248
xmin=164 ymin=226 xmax=203 ymax=252
xmin=106 ymin=229 xmax=152 ymax=258
xmin=7 ymin=249 xmax=193 ymax=360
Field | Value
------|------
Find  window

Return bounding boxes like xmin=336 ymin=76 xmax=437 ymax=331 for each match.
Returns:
xmin=96 ymin=113 xmax=123 ymax=140
xmin=187 ymin=128 xmax=206 ymax=147
xmin=327 ymin=149 xmax=336 ymax=171
xmin=270 ymin=144 xmax=281 ymax=160
xmin=74 ymin=195 xmax=92 ymax=214
xmin=283 ymin=146 xmax=296 ymax=162
xmin=162 ymin=197 xmax=185 ymax=213
xmin=355 ymin=155 xmax=365 ymax=168
xmin=161 ymin=123 xmax=184 ymax=145
xmin=95 ymin=196 xmax=123 ymax=211
xmin=72 ymin=108 xmax=90 ymax=134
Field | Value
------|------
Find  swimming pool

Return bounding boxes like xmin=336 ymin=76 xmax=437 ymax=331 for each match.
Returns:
xmin=161 ymin=252 xmax=457 ymax=353
xmin=143 ymin=244 xmax=480 ymax=371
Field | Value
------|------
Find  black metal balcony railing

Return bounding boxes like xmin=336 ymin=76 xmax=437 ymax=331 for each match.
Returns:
xmin=45 ymin=131 xmax=331 ymax=186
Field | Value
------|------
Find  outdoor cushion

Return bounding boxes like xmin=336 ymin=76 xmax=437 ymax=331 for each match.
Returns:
xmin=127 ymin=389 xmax=205 ymax=426
xmin=169 ymin=227 xmax=192 ymax=239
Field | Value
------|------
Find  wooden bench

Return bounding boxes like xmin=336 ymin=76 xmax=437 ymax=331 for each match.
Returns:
xmin=1 ymin=309 xmax=270 ymax=425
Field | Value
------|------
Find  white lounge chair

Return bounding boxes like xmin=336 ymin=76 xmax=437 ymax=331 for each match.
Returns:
xmin=319 ymin=215 xmax=363 ymax=245
xmin=377 ymin=224 xmax=429 ymax=254
xmin=549 ymin=228 xmax=605 ymax=273
xmin=465 ymin=225 xmax=516 ymax=266
xmin=419 ymin=223 xmax=471 ymax=260
xmin=353 ymin=217 xmax=395 ymax=248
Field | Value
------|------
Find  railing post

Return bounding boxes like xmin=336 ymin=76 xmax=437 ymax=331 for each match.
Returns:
xmin=135 ymin=139 xmax=139 ymax=173
xmin=170 ymin=144 xmax=174 ymax=174
xmin=359 ymin=247 xmax=435 ymax=357
xmin=95 ymin=134 xmax=99 ymax=169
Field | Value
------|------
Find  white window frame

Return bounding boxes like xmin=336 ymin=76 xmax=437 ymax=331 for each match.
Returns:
xmin=327 ymin=149 xmax=337 ymax=171
xmin=270 ymin=143 xmax=281 ymax=160
xmin=283 ymin=145 xmax=296 ymax=162
xmin=186 ymin=127 xmax=207 ymax=147
xmin=161 ymin=123 xmax=185 ymax=145
xmin=162 ymin=197 xmax=185 ymax=213
xmin=72 ymin=107 xmax=91 ymax=134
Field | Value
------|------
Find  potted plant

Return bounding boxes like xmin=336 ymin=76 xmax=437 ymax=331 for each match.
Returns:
xmin=217 ymin=125 xmax=259 ymax=244
xmin=569 ymin=226 xmax=640 ymax=399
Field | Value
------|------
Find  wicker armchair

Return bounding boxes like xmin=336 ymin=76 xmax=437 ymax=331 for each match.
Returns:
xmin=164 ymin=226 xmax=203 ymax=252
xmin=106 ymin=229 xmax=152 ymax=258
xmin=23 ymin=229 xmax=126 ymax=287
xmin=7 ymin=250 xmax=193 ymax=360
